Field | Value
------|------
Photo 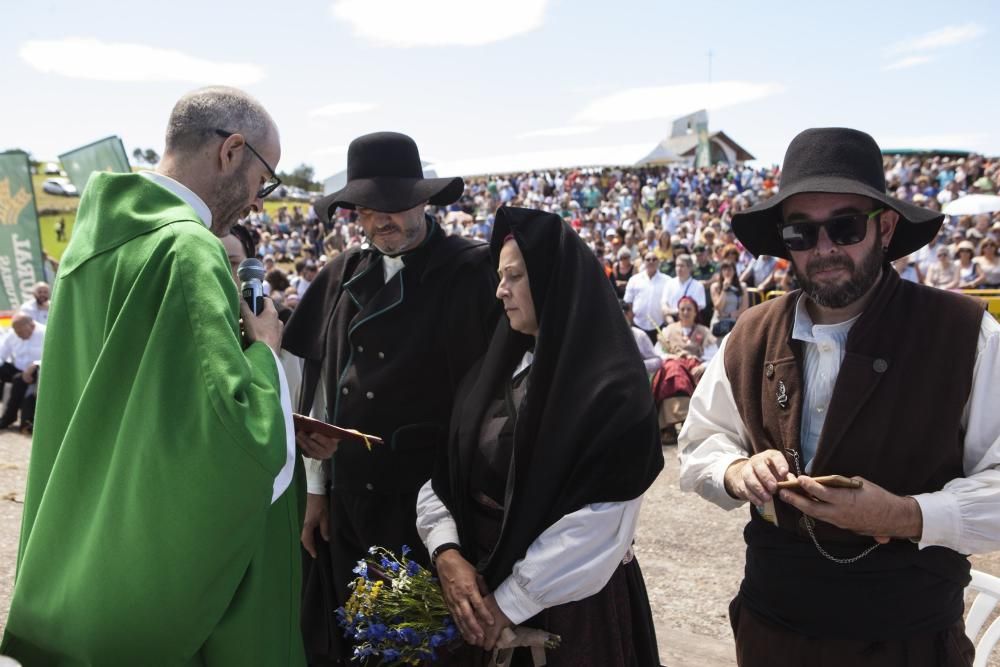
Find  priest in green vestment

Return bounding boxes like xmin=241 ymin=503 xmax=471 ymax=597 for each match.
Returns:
xmin=1 ymin=87 xmax=306 ymax=666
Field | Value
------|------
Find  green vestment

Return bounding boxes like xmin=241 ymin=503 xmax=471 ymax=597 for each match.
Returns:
xmin=1 ymin=173 xmax=305 ymax=666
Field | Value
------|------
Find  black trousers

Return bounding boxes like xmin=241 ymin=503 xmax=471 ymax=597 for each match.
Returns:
xmin=300 ymin=485 xmax=429 ymax=666
xmin=0 ymin=361 xmax=33 ymax=425
xmin=729 ymin=593 xmax=974 ymax=667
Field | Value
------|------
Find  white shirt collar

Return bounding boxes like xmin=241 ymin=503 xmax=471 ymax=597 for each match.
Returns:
xmin=513 ymin=350 xmax=534 ymax=379
xmin=791 ymin=293 xmax=859 ymax=343
xmin=140 ymin=171 xmax=212 ymax=230
xmin=382 ymin=255 xmax=405 ymax=282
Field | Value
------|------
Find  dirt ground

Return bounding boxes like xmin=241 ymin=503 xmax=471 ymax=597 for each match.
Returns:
xmin=1 ymin=435 xmax=998 ymax=665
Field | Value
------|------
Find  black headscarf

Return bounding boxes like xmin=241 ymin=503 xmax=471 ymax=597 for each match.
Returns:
xmin=433 ymin=207 xmax=663 ymax=590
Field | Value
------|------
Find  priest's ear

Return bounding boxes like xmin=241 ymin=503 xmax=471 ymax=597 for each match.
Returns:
xmin=215 ymin=131 xmax=248 ymax=176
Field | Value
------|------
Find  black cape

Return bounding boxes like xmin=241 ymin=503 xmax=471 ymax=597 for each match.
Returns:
xmin=433 ymin=206 xmax=664 ymax=590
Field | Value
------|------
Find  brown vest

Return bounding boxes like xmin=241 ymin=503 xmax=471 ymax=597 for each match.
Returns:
xmin=724 ymin=268 xmax=983 ymax=639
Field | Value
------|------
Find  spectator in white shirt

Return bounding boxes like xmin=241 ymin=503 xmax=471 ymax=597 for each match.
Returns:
xmin=0 ymin=313 xmax=45 ymax=429
xmin=19 ymin=282 xmax=51 ymax=325
xmin=661 ymin=254 xmax=706 ymax=322
xmin=623 ymin=252 xmax=669 ymax=342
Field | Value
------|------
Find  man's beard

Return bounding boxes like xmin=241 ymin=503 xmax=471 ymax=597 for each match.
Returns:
xmin=794 ymin=233 xmax=885 ymax=309
xmin=209 ymin=165 xmax=251 ymax=237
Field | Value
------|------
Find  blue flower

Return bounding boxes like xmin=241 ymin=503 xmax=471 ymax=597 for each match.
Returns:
xmin=367 ymin=622 xmax=388 ymax=643
xmin=429 ymin=631 xmax=447 ymax=648
xmin=406 ymin=561 xmax=421 ymax=576
xmin=399 ymin=627 xmax=421 ymax=646
xmin=352 ymin=561 xmax=368 ymax=577
xmin=353 ymin=645 xmax=375 ymax=659
xmin=382 ymin=648 xmax=401 ymax=661
xmin=401 ymin=544 xmax=412 ymax=557
xmin=379 ymin=556 xmax=400 ymax=573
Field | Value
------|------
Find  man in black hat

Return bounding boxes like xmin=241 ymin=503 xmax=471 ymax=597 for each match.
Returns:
xmin=282 ymin=132 xmax=498 ymax=664
xmin=679 ymin=127 xmax=1000 ymax=666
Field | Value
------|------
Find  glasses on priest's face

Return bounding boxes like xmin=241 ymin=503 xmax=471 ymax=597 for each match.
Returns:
xmin=214 ymin=129 xmax=281 ymax=199
xmin=779 ymin=208 xmax=883 ymax=252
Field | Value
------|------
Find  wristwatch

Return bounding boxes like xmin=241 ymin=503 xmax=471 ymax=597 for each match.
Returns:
xmin=431 ymin=542 xmax=460 ymax=567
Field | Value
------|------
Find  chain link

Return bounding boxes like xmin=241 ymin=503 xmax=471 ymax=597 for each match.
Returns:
xmin=784 ymin=449 xmax=879 ymax=565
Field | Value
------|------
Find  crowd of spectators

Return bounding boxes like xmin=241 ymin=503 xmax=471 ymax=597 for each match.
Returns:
xmin=241 ymin=153 xmax=999 ymax=329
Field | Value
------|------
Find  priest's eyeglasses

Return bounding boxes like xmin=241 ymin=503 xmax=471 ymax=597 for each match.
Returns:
xmin=214 ymin=129 xmax=282 ymax=199
xmin=779 ymin=208 xmax=883 ymax=252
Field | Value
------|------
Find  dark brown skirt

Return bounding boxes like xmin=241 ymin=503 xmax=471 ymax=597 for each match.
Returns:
xmin=440 ymin=557 xmax=660 ymax=666
xmin=729 ymin=593 xmax=975 ymax=667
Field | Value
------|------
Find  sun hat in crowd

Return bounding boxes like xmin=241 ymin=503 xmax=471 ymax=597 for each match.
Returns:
xmin=731 ymin=127 xmax=945 ymax=261
xmin=955 ymin=240 xmax=976 ymax=256
xmin=313 ymin=132 xmax=464 ymax=222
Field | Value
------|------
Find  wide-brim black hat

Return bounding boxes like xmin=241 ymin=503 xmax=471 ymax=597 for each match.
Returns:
xmin=731 ymin=128 xmax=944 ymax=261
xmin=313 ymin=131 xmax=464 ymax=222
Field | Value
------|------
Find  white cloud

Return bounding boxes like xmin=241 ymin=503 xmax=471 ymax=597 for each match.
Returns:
xmin=573 ymin=81 xmax=784 ymax=124
xmin=19 ymin=38 xmax=264 ymax=85
xmin=882 ymin=55 xmax=934 ymax=71
xmin=886 ymin=23 xmax=986 ymax=55
xmin=308 ymin=102 xmax=377 ymax=118
xmin=518 ymin=125 xmax=599 ymax=139
xmin=330 ymin=0 xmax=548 ymax=47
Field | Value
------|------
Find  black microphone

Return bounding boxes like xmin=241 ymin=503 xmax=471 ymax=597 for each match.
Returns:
xmin=237 ymin=258 xmax=266 ymax=315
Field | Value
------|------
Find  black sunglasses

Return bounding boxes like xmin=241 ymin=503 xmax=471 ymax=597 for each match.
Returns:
xmin=214 ymin=129 xmax=281 ymax=199
xmin=779 ymin=208 xmax=883 ymax=252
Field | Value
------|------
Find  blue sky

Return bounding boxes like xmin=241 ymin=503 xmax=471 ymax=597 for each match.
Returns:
xmin=1 ymin=1 xmax=995 ymax=179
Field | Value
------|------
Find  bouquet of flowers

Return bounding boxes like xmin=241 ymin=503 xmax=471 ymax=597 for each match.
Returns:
xmin=337 ymin=545 xmax=459 ymax=665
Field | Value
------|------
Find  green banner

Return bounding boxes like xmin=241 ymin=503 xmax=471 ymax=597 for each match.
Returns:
xmin=59 ymin=136 xmax=131 ymax=192
xmin=0 ymin=151 xmax=44 ymax=311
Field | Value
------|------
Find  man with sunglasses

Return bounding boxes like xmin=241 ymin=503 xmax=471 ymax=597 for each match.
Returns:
xmin=679 ymin=127 xmax=1000 ymax=666
xmin=3 ymin=87 xmax=305 ymax=665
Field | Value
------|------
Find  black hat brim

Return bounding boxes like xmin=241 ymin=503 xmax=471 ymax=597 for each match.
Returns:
xmin=313 ymin=175 xmax=464 ymax=222
xmin=732 ymin=175 xmax=944 ymax=261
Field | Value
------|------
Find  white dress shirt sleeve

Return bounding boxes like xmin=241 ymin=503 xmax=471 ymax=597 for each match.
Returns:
xmin=415 ymin=481 xmax=642 ymax=626
xmin=303 ymin=367 xmax=329 ymax=495
xmin=267 ymin=347 xmax=296 ymax=503
xmin=678 ymin=334 xmax=751 ymax=511
xmin=912 ymin=313 xmax=1000 ymax=554
xmin=623 ymin=275 xmax=639 ymax=305
xmin=493 ymin=499 xmax=641 ymax=625
xmin=416 ymin=479 xmax=461 ymax=554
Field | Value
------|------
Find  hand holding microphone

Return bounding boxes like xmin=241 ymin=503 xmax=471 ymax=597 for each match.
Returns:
xmin=237 ymin=258 xmax=282 ymax=353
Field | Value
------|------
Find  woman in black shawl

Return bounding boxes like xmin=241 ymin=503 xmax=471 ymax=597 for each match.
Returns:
xmin=416 ymin=207 xmax=664 ymax=665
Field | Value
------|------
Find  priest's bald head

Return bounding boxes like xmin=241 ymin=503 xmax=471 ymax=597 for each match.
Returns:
xmin=158 ymin=86 xmax=281 ymax=237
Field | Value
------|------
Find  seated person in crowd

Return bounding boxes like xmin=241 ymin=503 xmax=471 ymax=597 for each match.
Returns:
xmin=892 ymin=254 xmax=924 ymax=284
xmin=740 ymin=254 xmax=778 ymax=290
xmin=19 ymin=282 xmax=51 ymax=325
xmin=661 ymin=254 xmax=706 ymax=323
xmin=976 ymin=237 xmax=1000 ymax=288
xmin=709 ymin=261 xmax=749 ymax=338
xmin=0 ymin=313 xmax=45 ymax=430
xmin=623 ymin=300 xmax=663 ymax=375
xmin=925 ymin=244 xmax=960 ymax=289
xmin=955 ymin=240 xmax=984 ymax=289
xmin=651 ymin=296 xmax=717 ymax=439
